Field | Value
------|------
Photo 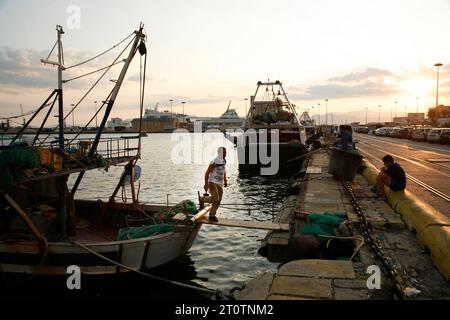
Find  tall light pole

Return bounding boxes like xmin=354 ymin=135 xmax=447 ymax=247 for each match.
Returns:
xmin=434 ymin=63 xmax=443 ymax=109
xmin=312 ymin=106 xmax=315 ymax=124
xmin=169 ymin=99 xmax=173 ymax=118
xmin=244 ymin=98 xmax=248 ymax=117
xmin=181 ymin=101 xmax=186 ymax=123
xmin=365 ymin=107 xmax=368 ymax=124
xmin=94 ymin=101 xmax=98 ymax=128
xmin=394 ymin=101 xmax=398 ymax=119
xmin=325 ymin=99 xmax=328 ymax=125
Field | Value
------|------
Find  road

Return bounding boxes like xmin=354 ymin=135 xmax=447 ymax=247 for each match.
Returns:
xmin=355 ymin=133 xmax=450 ymax=217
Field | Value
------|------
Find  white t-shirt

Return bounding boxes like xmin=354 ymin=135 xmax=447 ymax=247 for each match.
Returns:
xmin=208 ymin=157 xmax=226 ymax=186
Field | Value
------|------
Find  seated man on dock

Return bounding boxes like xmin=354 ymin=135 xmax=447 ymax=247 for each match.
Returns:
xmin=372 ymin=155 xmax=406 ymax=198
xmin=199 ymin=147 xmax=227 ymax=222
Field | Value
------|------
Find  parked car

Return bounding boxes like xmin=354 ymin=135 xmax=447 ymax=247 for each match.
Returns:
xmin=427 ymin=128 xmax=444 ymax=143
xmin=356 ymin=126 xmax=369 ymax=133
xmin=395 ymin=128 xmax=409 ymax=139
xmin=439 ymin=129 xmax=450 ymax=144
xmin=389 ymin=127 xmax=402 ymax=138
xmin=412 ymin=128 xmax=429 ymax=141
xmin=374 ymin=127 xmax=388 ymax=136
xmin=385 ymin=127 xmax=394 ymax=137
xmin=406 ymin=127 xmax=415 ymax=140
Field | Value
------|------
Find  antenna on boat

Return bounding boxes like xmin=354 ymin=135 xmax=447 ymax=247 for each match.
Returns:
xmin=40 ymin=25 xmax=66 ymax=150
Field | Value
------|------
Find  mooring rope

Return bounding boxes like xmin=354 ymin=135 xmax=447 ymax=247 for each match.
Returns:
xmin=71 ymin=240 xmax=217 ymax=295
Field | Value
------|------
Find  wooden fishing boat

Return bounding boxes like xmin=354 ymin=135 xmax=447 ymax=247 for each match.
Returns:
xmin=0 ymin=24 xmax=209 ymax=276
xmin=237 ymin=80 xmax=308 ymax=174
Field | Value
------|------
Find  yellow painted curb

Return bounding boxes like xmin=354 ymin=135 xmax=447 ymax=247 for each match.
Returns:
xmin=360 ymin=161 xmax=450 ymax=280
xmin=418 ymin=226 xmax=450 ymax=280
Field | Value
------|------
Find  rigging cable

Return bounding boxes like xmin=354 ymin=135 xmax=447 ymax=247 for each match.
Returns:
xmin=64 ymin=32 xmax=135 ymax=70
xmin=38 ymin=35 xmax=136 ymax=146
xmin=0 ymin=102 xmax=54 ymax=120
xmin=72 ymin=240 xmax=217 ymax=296
xmin=137 ymin=37 xmax=147 ymax=158
xmin=63 ymin=59 xmax=125 ymax=83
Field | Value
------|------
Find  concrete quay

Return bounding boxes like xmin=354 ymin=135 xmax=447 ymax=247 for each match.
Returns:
xmin=237 ymin=149 xmax=450 ymax=300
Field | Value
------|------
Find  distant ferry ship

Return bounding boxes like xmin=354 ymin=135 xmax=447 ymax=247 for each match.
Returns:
xmin=188 ymin=101 xmax=245 ymax=131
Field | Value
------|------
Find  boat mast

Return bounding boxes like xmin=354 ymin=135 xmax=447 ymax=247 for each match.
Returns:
xmin=87 ymin=26 xmax=145 ymax=160
xmin=56 ymin=25 xmax=65 ymax=150
xmin=40 ymin=25 xmax=65 ymax=150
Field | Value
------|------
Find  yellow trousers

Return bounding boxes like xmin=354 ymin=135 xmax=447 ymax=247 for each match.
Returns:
xmin=202 ymin=182 xmax=223 ymax=216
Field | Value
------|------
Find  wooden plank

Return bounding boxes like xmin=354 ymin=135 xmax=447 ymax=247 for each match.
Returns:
xmin=306 ymin=166 xmax=322 ymax=174
xmin=198 ymin=217 xmax=289 ymax=231
xmin=191 ymin=205 xmax=211 ymax=222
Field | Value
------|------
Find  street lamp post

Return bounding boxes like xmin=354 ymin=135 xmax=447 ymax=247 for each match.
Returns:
xmin=394 ymin=101 xmax=398 ymax=120
xmin=244 ymin=98 xmax=248 ymax=117
xmin=181 ymin=101 xmax=186 ymax=124
xmin=325 ymin=99 xmax=328 ymax=125
xmin=169 ymin=99 xmax=173 ymax=118
xmin=312 ymin=106 xmax=315 ymax=124
xmin=378 ymin=105 xmax=381 ymax=123
xmin=434 ymin=63 xmax=443 ymax=109
xmin=365 ymin=107 xmax=367 ymax=124
xmin=94 ymin=101 xmax=98 ymax=128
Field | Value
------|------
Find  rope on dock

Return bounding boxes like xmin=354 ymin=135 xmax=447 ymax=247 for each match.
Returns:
xmin=71 ymin=240 xmax=218 ymax=296
xmin=319 ymin=234 xmax=365 ymax=261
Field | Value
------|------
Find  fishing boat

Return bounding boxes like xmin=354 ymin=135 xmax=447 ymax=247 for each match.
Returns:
xmin=237 ymin=80 xmax=307 ymax=174
xmin=0 ymin=24 xmax=210 ymax=276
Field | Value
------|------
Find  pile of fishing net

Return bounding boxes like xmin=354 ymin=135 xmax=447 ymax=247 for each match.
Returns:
xmin=0 ymin=145 xmax=39 ymax=190
xmin=298 ymin=212 xmax=346 ymax=240
xmin=117 ymin=200 xmax=198 ymax=240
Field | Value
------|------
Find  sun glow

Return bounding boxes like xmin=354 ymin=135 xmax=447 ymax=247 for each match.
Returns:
xmin=403 ymin=78 xmax=434 ymax=97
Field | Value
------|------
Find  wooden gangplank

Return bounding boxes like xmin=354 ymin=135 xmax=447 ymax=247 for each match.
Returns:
xmin=198 ymin=217 xmax=289 ymax=231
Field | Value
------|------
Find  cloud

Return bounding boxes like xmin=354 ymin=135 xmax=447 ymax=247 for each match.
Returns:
xmin=328 ymin=68 xmax=394 ymax=83
xmin=290 ymin=67 xmax=400 ymax=100
xmin=0 ymin=46 xmax=126 ymax=91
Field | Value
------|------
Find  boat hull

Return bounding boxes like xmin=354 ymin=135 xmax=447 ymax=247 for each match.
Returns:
xmin=237 ymin=142 xmax=306 ymax=174
xmin=0 ymin=222 xmax=203 ymax=276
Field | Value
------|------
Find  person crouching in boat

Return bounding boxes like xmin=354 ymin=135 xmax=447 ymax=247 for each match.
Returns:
xmin=199 ymin=147 xmax=227 ymax=222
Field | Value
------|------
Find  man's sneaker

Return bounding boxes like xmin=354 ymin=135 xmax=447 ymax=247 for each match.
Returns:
xmin=208 ymin=215 xmax=218 ymax=222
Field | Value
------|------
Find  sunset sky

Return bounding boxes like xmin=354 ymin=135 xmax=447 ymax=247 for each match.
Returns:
xmin=1 ymin=0 xmax=449 ymax=125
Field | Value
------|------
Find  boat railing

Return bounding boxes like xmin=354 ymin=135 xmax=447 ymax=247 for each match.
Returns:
xmin=0 ymin=135 xmax=139 ymax=179
xmin=44 ymin=135 xmax=140 ymax=163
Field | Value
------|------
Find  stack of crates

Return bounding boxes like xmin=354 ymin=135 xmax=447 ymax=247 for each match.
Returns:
xmin=39 ymin=147 xmax=63 ymax=171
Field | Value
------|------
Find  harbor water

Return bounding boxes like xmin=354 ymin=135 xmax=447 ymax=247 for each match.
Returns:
xmin=57 ymin=132 xmax=292 ymax=298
